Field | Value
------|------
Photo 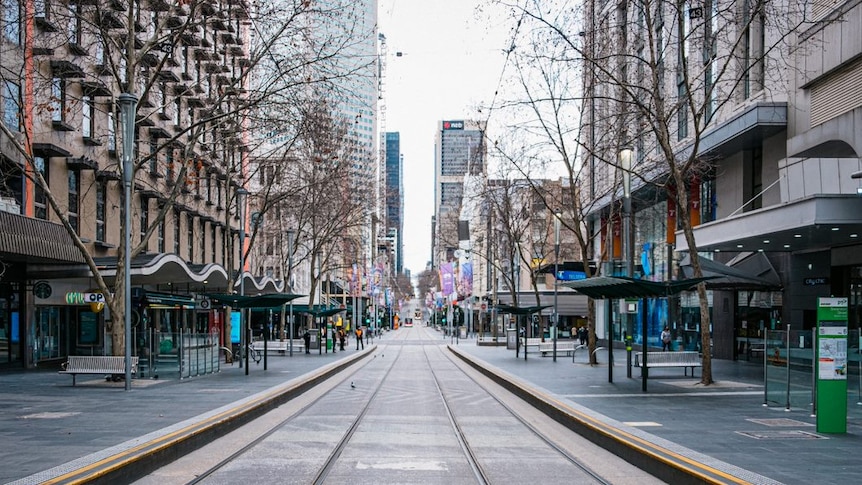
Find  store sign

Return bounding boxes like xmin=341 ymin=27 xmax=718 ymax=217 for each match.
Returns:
xmin=556 ymin=270 xmax=586 ymax=281
xmin=804 ymin=277 xmax=829 ymax=286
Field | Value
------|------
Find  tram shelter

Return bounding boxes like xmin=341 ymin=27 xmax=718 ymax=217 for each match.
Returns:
xmin=562 ymin=276 xmax=715 ymax=391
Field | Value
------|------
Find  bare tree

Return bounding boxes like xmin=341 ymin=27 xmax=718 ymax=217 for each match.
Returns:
xmin=0 ymin=0 xmax=372 ymax=358
xmin=493 ymin=0 xmax=808 ymax=382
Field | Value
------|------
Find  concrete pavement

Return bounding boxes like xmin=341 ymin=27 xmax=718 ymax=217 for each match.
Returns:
xmin=2 ymin=328 xmax=860 ymax=485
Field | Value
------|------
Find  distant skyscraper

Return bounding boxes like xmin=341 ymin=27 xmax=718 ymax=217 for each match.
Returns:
xmin=433 ymin=120 xmax=486 ymax=266
xmin=384 ymin=132 xmax=403 ymax=273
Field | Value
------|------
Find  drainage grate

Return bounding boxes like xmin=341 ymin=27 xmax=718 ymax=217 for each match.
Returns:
xmin=746 ymin=418 xmax=814 ymax=427
xmin=736 ymin=430 xmax=826 ymax=440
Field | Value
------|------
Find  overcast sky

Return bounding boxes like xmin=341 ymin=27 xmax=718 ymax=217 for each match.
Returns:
xmin=378 ymin=1 xmax=510 ymax=277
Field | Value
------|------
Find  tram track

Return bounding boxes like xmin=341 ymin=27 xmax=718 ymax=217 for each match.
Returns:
xmin=187 ymin=335 xmax=618 ymax=484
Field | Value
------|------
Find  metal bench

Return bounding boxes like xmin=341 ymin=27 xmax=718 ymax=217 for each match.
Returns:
xmin=250 ymin=339 xmax=305 ymax=354
xmin=59 ymin=356 xmax=139 ymax=386
xmin=538 ymin=341 xmax=577 ymax=356
xmin=520 ymin=338 xmax=542 ymax=352
xmin=634 ymin=351 xmax=702 ymax=376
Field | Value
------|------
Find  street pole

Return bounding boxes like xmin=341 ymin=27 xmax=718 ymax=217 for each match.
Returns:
xmin=287 ymin=229 xmax=295 ymax=356
xmin=237 ymin=188 xmax=248 ymax=375
xmin=553 ymin=210 xmax=561 ymax=362
xmin=118 ymin=93 xmax=137 ymax=391
xmin=620 ymin=148 xmax=633 ymax=378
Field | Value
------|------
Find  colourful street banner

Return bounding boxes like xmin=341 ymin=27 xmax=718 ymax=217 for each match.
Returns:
xmin=459 ymin=262 xmax=473 ymax=296
xmin=440 ymin=263 xmax=455 ymax=295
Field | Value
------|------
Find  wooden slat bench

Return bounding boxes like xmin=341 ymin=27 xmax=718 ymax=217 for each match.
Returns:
xmin=634 ymin=351 xmax=702 ymax=377
xmin=538 ymin=341 xmax=577 ymax=356
xmin=59 ymin=356 xmax=139 ymax=386
xmin=250 ymin=339 xmax=305 ymax=354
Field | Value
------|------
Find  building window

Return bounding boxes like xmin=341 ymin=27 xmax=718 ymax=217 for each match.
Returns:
xmin=187 ymin=214 xmax=194 ymax=261
xmin=206 ymin=175 xmax=212 ymax=203
xmin=82 ymin=95 xmax=93 ymax=139
xmin=677 ymin=77 xmax=688 ymax=141
xmin=3 ymin=0 xmax=20 ymax=45
xmin=211 ymin=225 xmax=217 ymax=263
xmin=166 ymin=147 xmax=175 ymax=181
xmin=2 ymin=80 xmax=20 ymax=131
xmin=67 ymin=3 xmax=81 ymax=47
xmin=34 ymin=156 xmax=47 ymax=220
xmin=68 ymin=170 xmax=79 ymax=234
xmin=149 ymin=139 xmax=159 ymax=174
xmin=700 ymin=175 xmax=717 ymax=224
xmin=199 ymin=219 xmax=205 ymax=260
xmin=96 ymin=182 xmax=106 ymax=241
xmin=750 ymin=147 xmax=763 ymax=211
xmin=107 ymin=107 xmax=117 ymax=154
xmin=158 ymin=83 xmax=167 ymax=115
xmin=173 ymin=98 xmax=181 ymax=126
xmin=173 ymin=210 xmax=180 ymax=254
xmin=51 ymin=78 xmax=66 ymax=122
xmin=140 ymin=198 xmax=148 ymax=246
xmin=157 ymin=205 xmax=165 ymax=252
xmin=216 ymin=179 xmax=222 ymax=207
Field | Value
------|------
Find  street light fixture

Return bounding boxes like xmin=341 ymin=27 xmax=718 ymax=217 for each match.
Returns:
xmin=118 ymin=93 xmax=137 ymax=391
xmin=553 ymin=209 xmax=562 ymax=362
xmin=236 ymin=187 xmax=249 ymax=375
xmin=619 ymin=148 xmax=634 ymax=378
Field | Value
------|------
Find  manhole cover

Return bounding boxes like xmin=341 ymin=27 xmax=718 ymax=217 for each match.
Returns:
xmin=746 ymin=418 xmax=814 ymax=427
xmin=736 ymin=430 xmax=826 ymax=440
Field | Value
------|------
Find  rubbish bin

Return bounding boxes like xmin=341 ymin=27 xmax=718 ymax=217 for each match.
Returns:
xmin=506 ymin=328 xmax=517 ymax=349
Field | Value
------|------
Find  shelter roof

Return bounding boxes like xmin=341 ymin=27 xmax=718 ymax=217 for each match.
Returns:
xmin=562 ymin=276 xmax=716 ymax=299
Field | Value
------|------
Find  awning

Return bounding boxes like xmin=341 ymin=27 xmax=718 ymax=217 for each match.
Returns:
xmin=674 ymin=195 xmax=862 ymax=253
xmin=206 ymin=293 xmax=304 ymax=308
xmin=142 ymin=291 xmax=195 ymax=308
xmin=494 ymin=304 xmax=552 ymax=315
xmin=562 ymin=276 xmax=716 ymax=299
xmin=0 ymin=210 xmax=85 ymax=263
xmin=680 ymin=253 xmax=782 ymax=290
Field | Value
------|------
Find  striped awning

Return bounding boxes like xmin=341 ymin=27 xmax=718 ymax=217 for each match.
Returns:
xmin=0 ymin=210 xmax=85 ymax=263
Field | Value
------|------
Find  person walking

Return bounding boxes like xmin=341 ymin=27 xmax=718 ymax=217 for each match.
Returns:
xmin=338 ymin=329 xmax=346 ymax=351
xmin=661 ymin=326 xmax=672 ymax=351
xmin=302 ymin=329 xmax=311 ymax=354
xmin=578 ymin=326 xmax=587 ymax=346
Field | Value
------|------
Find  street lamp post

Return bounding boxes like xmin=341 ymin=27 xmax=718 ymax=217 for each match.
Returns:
xmin=118 ymin=93 xmax=137 ymax=391
xmin=553 ymin=210 xmax=562 ymax=362
xmin=287 ymin=229 xmax=295 ymax=356
xmin=236 ymin=188 xmax=249 ymax=375
xmin=619 ymin=148 xmax=634 ymax=378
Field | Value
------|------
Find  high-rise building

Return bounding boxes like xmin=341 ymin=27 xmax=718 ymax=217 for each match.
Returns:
xmin=432 ymin=120 xmax=486 ymax=267
xmin=384 ymin=132 xmax=403 ymax=273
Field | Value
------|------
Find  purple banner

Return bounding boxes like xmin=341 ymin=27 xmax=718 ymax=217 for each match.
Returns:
xmin=439 ymin=263 xmax=455 ymax=295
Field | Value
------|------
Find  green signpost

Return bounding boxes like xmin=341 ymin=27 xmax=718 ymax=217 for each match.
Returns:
xmin=816 ymin=297 xmax=848 ymax=434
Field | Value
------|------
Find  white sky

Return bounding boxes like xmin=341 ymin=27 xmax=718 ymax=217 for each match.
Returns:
xmin=378 ymin=1 xmax=511 ymax=276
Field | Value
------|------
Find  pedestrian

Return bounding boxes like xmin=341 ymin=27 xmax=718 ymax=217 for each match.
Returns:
xmin=661 ymin=326 xmax=672 ymax=351
xmin=355 ymin=327 xmax=364 ymax=350
xmin=339 ymin=329 xmax=346 ymax=351
xmin=302 ymin=329 xmax=310 ymax=354
xmin=578 ymin=326 xmax=587 ymax=346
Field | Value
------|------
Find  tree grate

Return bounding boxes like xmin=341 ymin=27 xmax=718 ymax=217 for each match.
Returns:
xmin=736 ymin=430 xmax=826 ymax=440
xmin=746 ymin=418 xmax=813 ymax=427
